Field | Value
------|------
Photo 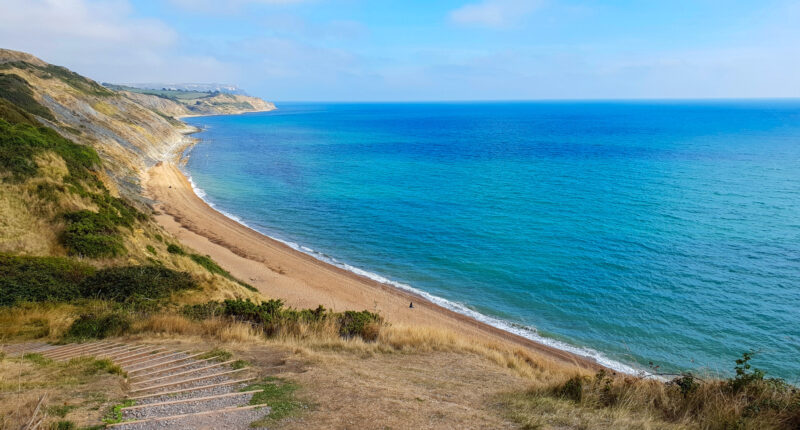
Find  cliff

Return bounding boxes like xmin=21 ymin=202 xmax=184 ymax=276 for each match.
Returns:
xmin=0 ymin=48 xmax=271 ymax=264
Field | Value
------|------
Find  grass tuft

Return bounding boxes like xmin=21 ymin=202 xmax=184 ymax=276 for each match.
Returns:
xmin=243 ymin=377 xmax=304 ymax=425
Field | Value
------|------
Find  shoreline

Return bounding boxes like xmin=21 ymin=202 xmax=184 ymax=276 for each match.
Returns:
xmin=145 ymin=120 xmax=626 ymax=375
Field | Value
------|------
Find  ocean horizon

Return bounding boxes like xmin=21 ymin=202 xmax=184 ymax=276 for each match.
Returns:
xmin=182 ymin=101 xmax=800 ymax=380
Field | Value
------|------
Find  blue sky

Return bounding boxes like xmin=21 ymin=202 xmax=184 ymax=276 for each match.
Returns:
xmin=1 ymin=0 xmax=799 ymax=101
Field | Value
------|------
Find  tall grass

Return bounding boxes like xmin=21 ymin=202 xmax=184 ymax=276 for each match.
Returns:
xmin=509 ymin=358 xmax=800 ymax=430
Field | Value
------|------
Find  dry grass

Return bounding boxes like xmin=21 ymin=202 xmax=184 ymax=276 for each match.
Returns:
xmin=504 ymin=369 xmax=800 ymax=430
xmin=500 ymin=391 xmax=690 ymax=430
xmin=5 ymin=306 xmax=796 ymax=430
xmin=0 ymin=353 xmax=126 ymax=429
xmin=128 ymin=311 xmax=580 ymax=385
xmin=0 ymin=303 xmax=79 ymax=341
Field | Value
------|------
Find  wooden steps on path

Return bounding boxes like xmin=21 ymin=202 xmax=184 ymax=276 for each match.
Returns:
xmin=1 ymin=341 xmax=271 ymax=429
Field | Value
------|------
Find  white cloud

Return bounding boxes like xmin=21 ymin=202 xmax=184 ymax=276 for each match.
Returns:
xmin=449 ymin=0 xmax=544 ymax=29
xmin=0 ymin=0 xmax=234 ymax=83
xmin=167 ymin=0 xmax=311 ymax=13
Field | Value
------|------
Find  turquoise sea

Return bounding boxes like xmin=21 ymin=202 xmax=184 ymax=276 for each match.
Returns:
xmin=182 ymin=101 xmax=800 ymax=380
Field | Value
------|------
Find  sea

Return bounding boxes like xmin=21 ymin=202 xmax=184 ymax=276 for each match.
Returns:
xmin=181 ymin=101 xmax=800 ymax=380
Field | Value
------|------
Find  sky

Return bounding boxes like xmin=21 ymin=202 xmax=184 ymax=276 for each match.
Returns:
xmin=0 ymin=0 xmax=799 ymax=101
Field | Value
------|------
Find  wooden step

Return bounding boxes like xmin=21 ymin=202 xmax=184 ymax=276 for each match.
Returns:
xmin=120 ymin=350 xmax=182 ymax=368
xmin=131 ymin=357 xmax=216 ymax=380
xmin=80 ymin=344 xmax=131 ymax=359
xmin=46 ymin=342 xmax=117 ymax=360
xmin=129 ymin=368 xmax=246 ymax=394
xmin=122 ymin=389 xmax=262 ymax=411
xmin=2 ymin=342 xmax=48 ymax=354
xmin=33 ymin=342 xmax=84 ymax=355
xmin=37 ymin=343 xmax=87 ymax=357
xmin=106 ymin=403 xmax=270 ymax=428
xmin=96 ymin=345 xmax=144 ymax=359
xmin=126 ymin=352 xmax=204 ymax=373
xmin=113 ymin=349 xmax=164 ymax=365
xmin=127 ymin=377 xmax=257 ymax=401
xmin=104 ymin=346 xmax=153 ymax=362
xmin=131 ymin=360 xmax=235 ymax=387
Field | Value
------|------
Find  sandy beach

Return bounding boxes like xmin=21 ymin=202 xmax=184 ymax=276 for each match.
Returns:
xmin=145 ymin=160 xmax=601 ymax=370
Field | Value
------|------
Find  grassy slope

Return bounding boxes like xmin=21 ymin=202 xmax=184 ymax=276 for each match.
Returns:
xmin=0 ymin=50 xmax=797 ymax=430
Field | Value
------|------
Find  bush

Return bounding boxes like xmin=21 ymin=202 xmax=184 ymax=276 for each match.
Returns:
xmin=670 ymin=373 xmax=699 ymax=398
xmin=0 ymin=253 xmax=95 ymax=306
xmin=65 ymin=312 xmax=131 ymax=340
xmin=146 ymin=245 xmax=157 ymax=255
xmin=59 ymin=195 xmax=145 ymax=258
xmin=184 ymin=299 xmax=380 ymax=341
xmin=167 ymin=244 xmax=185 ymax=255
xmin=0 ymin=73 xmax=54 ymax=120
xmin=49 ymin=421 xmax=76 ymax=430
xmin=729 ymin=352 xmax=766 ymax=392
xmin=60 ymin=210 xmax=126 ymax=258
xmin=557 ymin=376 xmax=586 ymax=402
xmin=338 ymin=310 xmax=383 ymax=341
xmin=0 ymin=97 xmax=38 ymax=126
xmin=80 ymin=265 xmax=197 ymax=302
xmin=0 ymin=118 xmax=100 ymax=184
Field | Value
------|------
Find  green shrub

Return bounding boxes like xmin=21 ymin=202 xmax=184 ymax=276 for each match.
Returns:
xmin=0 ymin=73 xmax=54 ymax=120
xmin=79 ymin=265 xmax=197 ymax=302
xmin=198 ymin=348 xmax=232 ymax=361
xmin=59 ymin=196 xmax=144 ymax=258
xmin=33 ymin=182 xmax=65 ymax=202
xmin=102 ymin=399 xmax=135 ymax=424
xmin=84 ymin=358 xmax=125 ymax=376
xmin=167 ymin=244 xmax=185 ymax=255
xmin=182 ymin=301 xmax=225 ymax=320
xmin=0 ymin=118 xmax=100 ymax=184
xmin=60 ymin=210 xmax=126 ymax=258
xmin=45 ymin=405 xmax=76 ymax=418
xmin=0 ymin=254 xmax=198 ymax=307
xmin=146 ymin=245 xmax=157 ymax=255
xmin=184 ymin=299 xmax=381 ymax=341
xmin=22 ymin=353 xmax=53 ymax=366
xmin=49 ymin=421 xmax=75 ymax=430
xmin=728 ymin=352 xmax=765 ymax=391
xmin=557 ymin=376 xmax=586 ymax=402
xmin=221 ymin=298 xmax=285 ymax=325
xmin=0 ymin=253 xmax=95 ymax=306
xmin=0 ymin=97 xmax=38 ymax=125
xmin=670 ymin=373 xmax=699 ymax=398
xmin=231 ymin=359 xmax=249 ymax=369
xmin=65 ymin=312 xmax=131 ymax=340
xmin=338 ymin=310 xmax=383 ymax=341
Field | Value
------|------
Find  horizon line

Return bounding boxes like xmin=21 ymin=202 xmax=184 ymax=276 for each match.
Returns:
xmin=268 ymin=97 xmax=800 ymax=104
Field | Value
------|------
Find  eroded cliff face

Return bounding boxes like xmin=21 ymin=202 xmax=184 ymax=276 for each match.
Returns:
xmin=118 ymin=90 xmax=276 ymax=118
xmin=0 ymin=48 xmax=274 ymax=200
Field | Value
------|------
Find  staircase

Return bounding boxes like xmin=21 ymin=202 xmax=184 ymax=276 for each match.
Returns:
xmin=2 ymin=341 xmax=270 ymax=429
